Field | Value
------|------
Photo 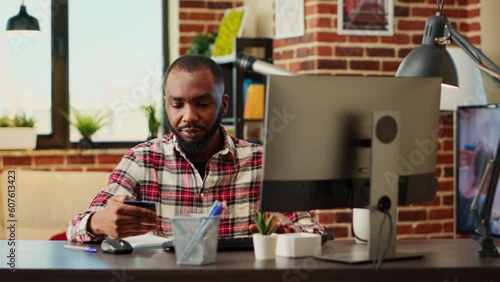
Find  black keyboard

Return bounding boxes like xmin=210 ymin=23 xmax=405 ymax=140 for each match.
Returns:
xmin=162 ymin=237 xmax=253 ymax=252
xmin=217 ymin=237 xmax=253 ymax=251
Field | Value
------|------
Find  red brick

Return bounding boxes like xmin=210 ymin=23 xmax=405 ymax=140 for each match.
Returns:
xmin=179 ymin=24 xmax=204 ymax=33
xmin=274 ymin=50 xmax=294 ymax=60
xmin=411 ymin=7 xmax=437 ymax=17
xmin=429 ymin=208 xmax=454 ymax=220
xmin=194 ymin=12 xmax=217 ymax=21
xmin=412 ymin=34 xmax=423 ymax=45
xmin=399 ymin=0 xmax=424 ymax=2
xmin=435 ymin=167 xmax=442 ymax=177
xmin=97 ymin=155 xmax=123 ymax=165
xmin=443 ymin=222 xmax=454 ymax=232
xmin=367 ymin=48 xmax=395 ymax=57
xmin=414 ymin=223 xmax=442 ymax=234
xmin=315 ymin=3 xmax=336 ymax=14
xmin=467 ymin=35 xmax=481 ymax=45
xmin=416 ymin=196 xmax=441 ymax=207
xmin=445 ymin=9 xmax=468 ymax=18
xmin=398 ymin=210 xmax=427 ymax=221
xmin=398 ymin=48 xmax=414 ymax=58
xmin=67 ymin=156 xmax=95 ymax=164
xmin=442 ymin=140 xmax=454 ymax=151
xmin=437 ymin=153 xmax=454 ymax=164
xmin=347 ymin=36 xmax=378 ymax=43
xmin=297 ymin=47 xmax=313 ymax=58
xmin=459 ymin=22 xmax=481 ymax=32
xmin=34 ymin=156 xmax=64 ymax=165
xmin=467 ymin=8 xmax=480 ymax=18
xmin=314 ymin=46 xmax=333 ymax=57
xmin=457 ymin=0 xmax=479 ymax=4
xmin=438 ymin=180 xmax=454 ymax=191
xmin=443 ymin=195 xmax=454 ymax=205
xmin=397 ymin=224 xmax=413 ymax=235
xmin=430 ymin=234 xmax=454 ymax=239
xmin=335 ymin=47 xmax=363 ymax=57
xmin=179 ymin=1 xmax=205 ymax=9
xmin=444 ymin=166 xmax=454 ymax=178
xmin=87 ymin=167 xmax=115 ymax=173
xmin=308 ymin=17 xmax=332 ymax=29
xmin=440 ymin=113 xmax=454 ymax=125
xmin=381 ymin=34 xmax=410 ymax=44
xmin=315 ymin=32 xmax=346 ymax=43
xmin=318 ymin=59 xmax=347 ymax=70
xmin=394 ymin=6 xmax=410 ymax=17
xmin=398 ymin=20 xmax=426 ymax=31
xmin=316 ymin=212 xmax=335 ymax=224
xmin=3 ymin=157 xmax=31 ymax=166
xmin=438 ymin=127 xmax=453 ymax=138
xmin=207 ymin=2 xmax=235 ymax=10
xmin=54 ymin=167 xmax=84 ymax=172
xmin=382 ymin=61 xmax=401 ymax=72
xmin=300 ymin=60 xmax=316 ymax=71
xmin=335 ymin=211 xmax=352 ymax=223
xmin=350 ymin=60 xmax=379 ymax=71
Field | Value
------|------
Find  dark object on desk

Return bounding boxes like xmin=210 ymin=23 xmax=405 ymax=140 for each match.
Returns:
xmin=123 ymin=200 xmax=157 ymax=212
xmin=162 ymin=237 xmax=255 ymax=252
xmin=101 ymin=238 xmax=134 ymax=254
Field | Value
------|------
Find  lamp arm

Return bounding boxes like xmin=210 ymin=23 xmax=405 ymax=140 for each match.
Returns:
xmin=447 ymin=23 xmax=500 ymax=85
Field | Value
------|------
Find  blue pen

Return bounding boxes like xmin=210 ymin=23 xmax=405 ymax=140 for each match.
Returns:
xmin=64 ymin=245 xmax=98 ymax=253
xmin=179 ymin=200 xmax=221 ymax=261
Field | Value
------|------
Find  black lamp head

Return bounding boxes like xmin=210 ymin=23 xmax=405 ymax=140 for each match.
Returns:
xmin=396 ymin=12 xmax=458 ymax=88
xmin=6 ymin=4 xmax=41 ymax=32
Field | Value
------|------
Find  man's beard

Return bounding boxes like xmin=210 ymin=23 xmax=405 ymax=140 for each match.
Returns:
xmin=169 ymin=110 xmax=223 ymax=154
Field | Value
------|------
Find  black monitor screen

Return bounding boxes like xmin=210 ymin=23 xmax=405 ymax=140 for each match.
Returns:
xmin=456 ymin=105 xmax=500 ymax=236
xmin=260 ymin=75 xmax=442 ymax=212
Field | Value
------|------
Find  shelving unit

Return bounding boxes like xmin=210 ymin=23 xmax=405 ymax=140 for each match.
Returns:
xmin=216 ymin=37 xmax=273 ymax=142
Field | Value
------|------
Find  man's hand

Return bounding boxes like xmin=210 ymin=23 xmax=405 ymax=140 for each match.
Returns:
xmin=248 ymin=213 xmax=299 ymax=234
xmin=88 ymin=195 xmax=159 ymax=238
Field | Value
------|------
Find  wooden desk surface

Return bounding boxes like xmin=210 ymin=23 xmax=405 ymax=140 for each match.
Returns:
xmin=1 ymin=239 xmax=500 ymax=282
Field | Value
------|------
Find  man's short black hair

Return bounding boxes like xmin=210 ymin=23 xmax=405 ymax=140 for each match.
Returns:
xmin=163 ymin=54 xmax=225 ymax=96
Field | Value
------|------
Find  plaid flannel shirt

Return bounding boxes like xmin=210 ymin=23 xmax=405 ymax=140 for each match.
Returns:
xmin=67 ymin=127 xmax=263 ymax=242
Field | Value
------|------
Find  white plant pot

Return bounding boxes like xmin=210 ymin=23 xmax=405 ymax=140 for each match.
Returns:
xmin=352 ymin=208 xmax=369 ymax=244
xmin=0 ymin=128 xmax=37 ymax=150
xmin=252 ymin=233 xmax=277 ymax=260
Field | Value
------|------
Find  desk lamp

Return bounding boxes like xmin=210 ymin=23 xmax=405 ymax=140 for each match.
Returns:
xmin=396 ymin=0 xmax=500 ymax=257
xmin=6 ymin=0 xmax=40 ymax=33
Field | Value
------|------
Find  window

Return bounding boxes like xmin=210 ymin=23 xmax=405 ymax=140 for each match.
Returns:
xmin=68 ymin=0 xmax=164 ymax=142
xmin=1 ymin=0 xmax=168 ymax=148
xmin=0 ymin=0 xmax=52 ymax=134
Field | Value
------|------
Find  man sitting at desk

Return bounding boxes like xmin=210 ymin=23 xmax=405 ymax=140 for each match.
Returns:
xmin=67 ymin=54 xmax=323 ymax=242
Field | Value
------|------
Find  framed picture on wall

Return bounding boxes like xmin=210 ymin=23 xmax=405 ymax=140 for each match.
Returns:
xmin=337 ymin=0 xmax=394 ymax=36
xmin=274 ymin=0 xmax=305 ymax=39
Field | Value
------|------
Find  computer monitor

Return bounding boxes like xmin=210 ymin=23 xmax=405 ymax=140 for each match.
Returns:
xmin=456 ymin=105 xmax=500 ymax=237
xmin=259 ymin=75 xmax=442 ymax=263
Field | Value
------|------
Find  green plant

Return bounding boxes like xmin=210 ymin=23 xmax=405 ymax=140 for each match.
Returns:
xmin=186 ymin=30 xmax=218 ymax=56
xmin=0 ymin=114 xmax=36 ymax=127
xmin=0 ymin=116 xmax=11 ymax=127
xmin=251 ymin=211 xmax=279 ymax=235
xmin=61 ymin=108 xmax=109 ymax=140
xmin=142 ymin=104 xmax=161 ymax=139
xmin=11 ymin=114 xmax=35 ymax=127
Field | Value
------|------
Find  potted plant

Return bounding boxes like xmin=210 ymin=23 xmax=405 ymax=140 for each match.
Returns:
xmin=186 ymin=30 xmax=218 ymax=56
xmin=142 ymin=104 xmax=161 ymax=140
xmin=61 ymin=108 xmax=109 ymax=148
xmin=250 ymin=211 xmax=279 ymax=260
xmin=0 ymin=114 xmax=37 ymax=150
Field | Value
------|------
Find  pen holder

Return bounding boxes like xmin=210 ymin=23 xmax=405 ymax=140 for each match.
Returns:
xmin=172 ymin=214 xmax=220 ymax=265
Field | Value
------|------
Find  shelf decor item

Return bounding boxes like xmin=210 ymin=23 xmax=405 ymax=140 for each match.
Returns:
xmin=211 ymin=6 xmax=248 ymax=64
xmin=61 ymin=108 xmax=109 ymax=148
xmin=142 ymin=103 xmax=161 ymax=140
xmin=0 ymin=114 xmax=37 ymax=150
xmin=251 ymin=211 xmax=279 ymax=260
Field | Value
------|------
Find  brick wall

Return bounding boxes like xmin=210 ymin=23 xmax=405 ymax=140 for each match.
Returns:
xmin=177 ymin=0 xmax=481 ymax=239
xmin=0 ymin=149 xmax=127 ymax=174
